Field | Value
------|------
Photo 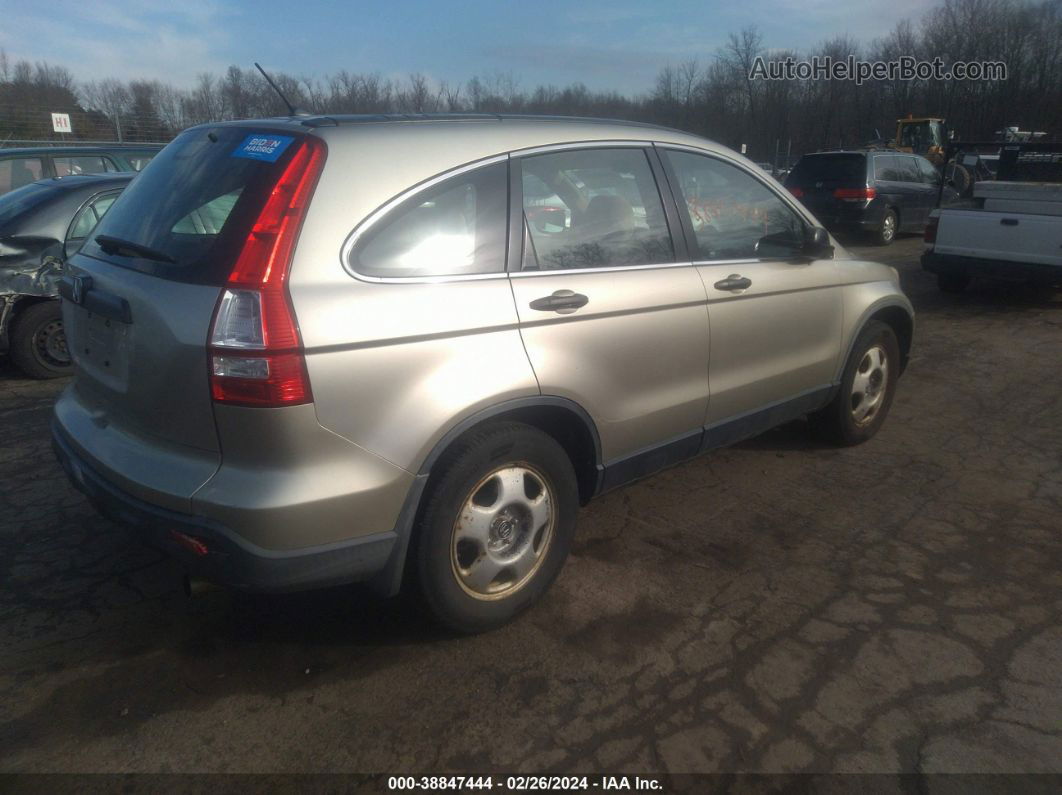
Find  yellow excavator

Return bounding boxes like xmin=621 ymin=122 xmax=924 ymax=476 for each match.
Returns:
xmin=894 ymin=116 xmax=948 ymax=166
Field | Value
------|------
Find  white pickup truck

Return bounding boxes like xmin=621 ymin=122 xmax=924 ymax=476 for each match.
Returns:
xmin=922 ymin=179 xmax=1062 ymax=292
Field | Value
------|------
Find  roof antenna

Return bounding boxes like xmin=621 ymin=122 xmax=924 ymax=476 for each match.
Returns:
xmin=254 ymin=62 xmax=306 ymax=117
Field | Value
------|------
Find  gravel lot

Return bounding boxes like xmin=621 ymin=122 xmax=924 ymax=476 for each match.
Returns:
xmin=1 ymin=235 xmax=1060 ymax=778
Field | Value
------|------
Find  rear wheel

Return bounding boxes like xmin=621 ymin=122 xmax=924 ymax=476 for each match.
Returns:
xmin=811 ymin=320 xmax=899 ymax=446
xmin=412 ymin=421 xmax=579 ymax=633
xmin=937 ymin=271 xmax=971 ymax=293
xmin=9 ymin=301 xmax=71 ymax=379
xmin=874 ymin=209 xmax=898 ymax=246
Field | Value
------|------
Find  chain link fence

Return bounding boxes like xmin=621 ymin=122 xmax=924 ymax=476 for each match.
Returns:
xmin=0 ymin=105 xmax=173 ymax=147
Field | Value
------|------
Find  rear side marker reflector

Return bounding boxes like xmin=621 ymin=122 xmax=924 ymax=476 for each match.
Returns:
xmin=170 ymin=530 xmax=209 ymax=557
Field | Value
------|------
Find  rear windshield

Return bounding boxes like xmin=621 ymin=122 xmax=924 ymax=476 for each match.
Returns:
xmin=787 ymin=154 xmax=866 ymax=185
xmin=82 ymin=126 xmax=306 ymax=283
xmin=0 ymin=183 xmax=54 ymax=230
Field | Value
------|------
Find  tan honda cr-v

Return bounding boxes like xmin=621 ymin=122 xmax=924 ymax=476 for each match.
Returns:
xmin=52 ymin=115 xmax=913 ymax=632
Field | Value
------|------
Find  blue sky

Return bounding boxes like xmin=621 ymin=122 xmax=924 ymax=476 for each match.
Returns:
xmin=2 ymin=0 xmax=933 ymax=93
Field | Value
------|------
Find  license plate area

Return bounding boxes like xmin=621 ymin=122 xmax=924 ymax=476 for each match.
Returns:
xmin=73 ymin=309 xmax=132 ymax=387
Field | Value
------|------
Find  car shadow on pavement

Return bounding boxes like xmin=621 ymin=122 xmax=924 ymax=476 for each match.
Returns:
xmin=912 ymin=281 xmax=1062 ymax=315
xmin=734 ymin=418 xmax=840 ymax=453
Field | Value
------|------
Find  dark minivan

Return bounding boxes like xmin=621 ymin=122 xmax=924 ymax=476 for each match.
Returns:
xmin=785 ymin=151 xmax=954 ymax=245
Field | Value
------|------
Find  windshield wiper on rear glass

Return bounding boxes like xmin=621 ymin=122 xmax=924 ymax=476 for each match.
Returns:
xmin=95 ymin=234 xmax=176 ymax=264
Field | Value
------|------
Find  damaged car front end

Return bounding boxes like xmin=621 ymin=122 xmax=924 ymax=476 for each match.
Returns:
xmin=0 ymin=174 xmax=132 ymax=378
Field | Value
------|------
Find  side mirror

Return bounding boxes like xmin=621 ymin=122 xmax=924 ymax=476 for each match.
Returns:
xmin=803 ymin=226 xmax=834 ymax=259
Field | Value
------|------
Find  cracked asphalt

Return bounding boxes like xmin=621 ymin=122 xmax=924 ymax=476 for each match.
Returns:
xmin=1 ymin=236 xmax=1060 ymax=777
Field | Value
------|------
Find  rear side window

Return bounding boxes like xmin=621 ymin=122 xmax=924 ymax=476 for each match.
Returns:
xmin=519 ymin=148 xmax=673 ymax=271
xmin=123 ymin=152 xmax=158 ymax=171
xmin=84 ymin=127 xmax=310 ymax=282
xmin=68 ymin=192 xmax=120 ymax=243
xmin=0 ymin=158 xmax=44 ymax=194
xmin=54 ymin=156 xmax=115 ymax=176
xmin=351 ymin=161 xmax=508 ymax=278
xmin=874 ymin=155 xmax=903 ymax=181
xmin=787 ymin=154 xmax=865 ymax=184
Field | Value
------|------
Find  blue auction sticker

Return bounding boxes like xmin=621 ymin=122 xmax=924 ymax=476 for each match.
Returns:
xmin=231 ymin=133 xmax=294 ymax=162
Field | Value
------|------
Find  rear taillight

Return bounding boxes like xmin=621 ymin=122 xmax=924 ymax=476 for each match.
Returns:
xmin=833 ymin=187 xmax=876 ymax=201
xmin=924 ymin=215 xmax=939 ymax=245
xmin=209 ymin=137 xmax=326 ymax=408
xmin=787 ymin=186 xmax=805 ymax=198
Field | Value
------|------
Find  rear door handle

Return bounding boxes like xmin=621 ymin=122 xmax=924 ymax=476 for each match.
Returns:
xmin=1000 ymin=218 xmax=1019 ymax=226
xmin=529 ymin=289 xmax=589 ymax=314
xmin=713 ymin=274 xmax=752 ymax=291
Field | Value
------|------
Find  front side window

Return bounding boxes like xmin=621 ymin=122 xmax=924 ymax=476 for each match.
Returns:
xmin=897 ymin=156 xmax=921 ymax=183
xmin=665 ymin=150 xmax=805 ymax=261
xmin=916 ymin=157 xmax=940 ymax=185
xmin=351 ymin=161 xmax=508 ymax=278
xmin=519 ymin=148 xmax=673 ymax=271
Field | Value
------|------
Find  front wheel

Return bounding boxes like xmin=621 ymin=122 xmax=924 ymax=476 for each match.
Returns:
xmin=8 ymin=301 xmax=72 ymax=379
xmin=412 ymin=421 xmax=579 ymax=633
xmin=811 ymin=320 xmax=900 ymax=446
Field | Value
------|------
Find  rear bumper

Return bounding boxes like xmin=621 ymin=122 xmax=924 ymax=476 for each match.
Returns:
xmin=824 ymin=217 xmax=880 ymax=233
xmin=922 ymin=250 xmax=1062 ymax=284
xmin=52 ymin=423 xmax=398 ymax=592
xmin=801 ymin=199 xmax=886 ymax=233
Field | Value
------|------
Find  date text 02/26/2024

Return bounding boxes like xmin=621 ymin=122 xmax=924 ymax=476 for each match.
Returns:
xmin=387 ymin=776 xmax=664 ymax=791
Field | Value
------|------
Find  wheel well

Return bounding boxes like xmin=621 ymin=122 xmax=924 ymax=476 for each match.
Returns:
xmin=8 ymin=295 xmax=55 ymax=320
xmin=430 ymin=404 xmax=601 ymax=505
xmin=870 ymin=305 xmax=913 ymax=372
xmin=2 ymin=295 xmax=53 ymax=340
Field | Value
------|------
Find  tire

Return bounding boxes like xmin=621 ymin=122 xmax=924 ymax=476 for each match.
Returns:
xmin=412 ymin=421 xmax=579 ymax=634
xmin=944 ymin=162 xmax=973 ymax=196
xmin=8 ymin=301 xmax=72 ymax=379
xmin=810 ymin=320 xmax=900 ymax=446
xmin=937 ymin=271 xmax=971 ymax=293
xmin=874 ymin=209 xmax=898 ymax=246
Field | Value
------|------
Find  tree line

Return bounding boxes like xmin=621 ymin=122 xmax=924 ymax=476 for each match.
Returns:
xmin=2 ymin=0 xmax=1059 ymax=163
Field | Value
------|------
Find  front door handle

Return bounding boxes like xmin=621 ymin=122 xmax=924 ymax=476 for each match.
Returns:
xmin=529 ymin=289 xmax=589 ymax=314
xmin=713 ymin=274 xmax=752 ymax=291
